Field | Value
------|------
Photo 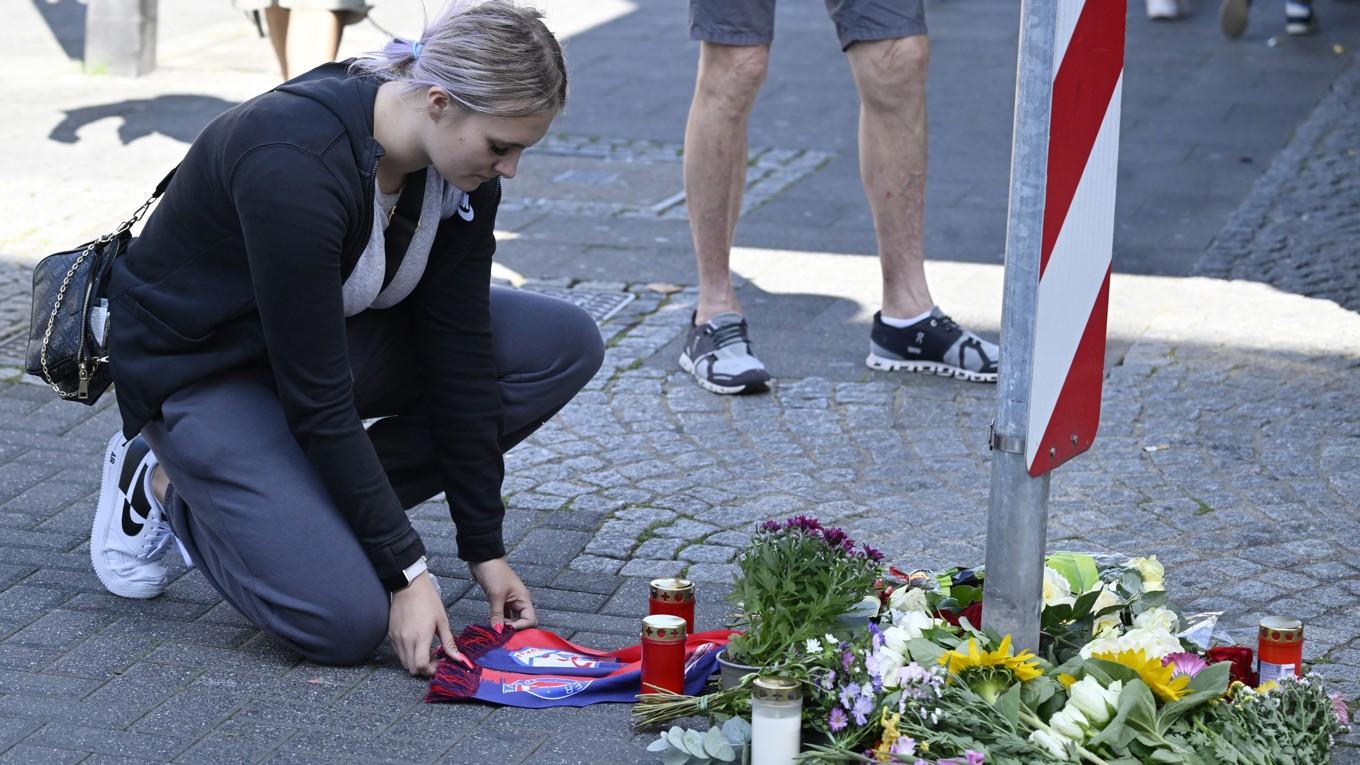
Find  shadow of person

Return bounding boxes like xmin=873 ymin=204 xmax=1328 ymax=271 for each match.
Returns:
xmin=48 ymin=95 xmax=240 ymax=146
xmin=32 ymin=0 xmax=85 ymax=60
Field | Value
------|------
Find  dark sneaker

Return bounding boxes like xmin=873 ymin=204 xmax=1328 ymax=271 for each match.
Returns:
xmin=1220 ymin=0 xmax=1250 ymax=38
xmin=91 ymin=432 xmax=174 ymax=599
xmin=678 ymin=312 xmax=772 ymax=394
xmin=866 ymin=309 xmax=998 ymax=383
xmin=1285 ymin=0 xmax=1316 ymax=34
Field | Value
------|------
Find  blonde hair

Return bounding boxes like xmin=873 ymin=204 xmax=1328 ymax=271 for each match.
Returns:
xmin=350 ymin=1 xmax=566 ymax=117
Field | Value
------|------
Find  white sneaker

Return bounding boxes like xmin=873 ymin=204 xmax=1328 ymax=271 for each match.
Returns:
xmin=1147 ymin=0 xmax=1187 ymax=18
xmin=91 ymin=432 xmax=174 ymax=599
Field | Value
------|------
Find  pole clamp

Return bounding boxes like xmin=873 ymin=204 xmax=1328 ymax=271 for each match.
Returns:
xmin=988 ymin=421 xmax=1025 ymax=454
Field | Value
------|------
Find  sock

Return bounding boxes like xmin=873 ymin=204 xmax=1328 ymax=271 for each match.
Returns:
xmin=880 ymin=308 xmax=935 ymax=328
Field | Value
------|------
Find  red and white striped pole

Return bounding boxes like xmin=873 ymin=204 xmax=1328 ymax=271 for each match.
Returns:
xmin=983 ymin=0 xmax=1126 ymax=650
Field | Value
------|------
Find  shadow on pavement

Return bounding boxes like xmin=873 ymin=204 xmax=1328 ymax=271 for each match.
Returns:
xmin=48 ymin=95 xmax=239 ymax=146
xmin=32 ymin=0 xmax=85 ymax=60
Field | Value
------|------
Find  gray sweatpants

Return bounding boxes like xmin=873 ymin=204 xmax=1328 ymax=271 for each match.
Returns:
xmin=140 ymin=287 xmax=604 ymax=665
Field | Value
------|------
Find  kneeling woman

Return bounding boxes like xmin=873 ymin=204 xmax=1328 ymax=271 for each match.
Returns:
xmin=90 ymin=1 xmax=602 ymax=676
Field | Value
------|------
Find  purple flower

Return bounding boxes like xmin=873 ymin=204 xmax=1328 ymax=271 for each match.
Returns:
xmin=821 ymin=527 xmax=849 ymax=548
xmin=965 ymin=751 xmax=986 ymax=765
xmin=1162 ymin=652 xmax=1209 ymax=679
xmin=890 ymin=736 xmax=917 ymax=756
xmin=840 ymin=682 xmax=861 ymax=708
xmin=784 ymin=515 xmax=823 ymax=533
xmin=820 ymin=670 xmax=837 ymax=691
xmin=851 ymin=693 xmax=875 ymax=725
xmin=868 ymin=621 xmax=885 ymax=650
xmin=861 ymin=543 xmax=885 ymax=562
xmin=759 ymin=519 xmax=781 ymax=533
xmin=841 ymin=650 xmax=855 ymax=672
xmin=828 ymin=706 xmax=848 ymax=731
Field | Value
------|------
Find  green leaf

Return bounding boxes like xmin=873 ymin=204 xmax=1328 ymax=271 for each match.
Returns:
xmin=905 ymin=637 xmax=946 ymax=666
xmin=661 ymin=747 xmax=691 ymax=765
xmin=704 ymin=726 xmax=736 ymax=761
xmin=1020 ymin=675 xmax=1058 ymax=710
xmin=1158 ymin=663 xmax=1230 ymax=728
xmin=722 ymin=716 xmax=752 ymax=745
xmin=1046 ymin=552 xmax=1100 ymax=592
xmin=1089 ymin=679 xmax=1157 ymax=750
xmin=1069 ymin=588 xmax=1101 ymax=621
xmin=666 ymin=726 xmax=689 ymax=752
xmin=995 ymin=681 xmax=1022 ymax=725
xmin=951 ymin=584 xmax=984 ymax=607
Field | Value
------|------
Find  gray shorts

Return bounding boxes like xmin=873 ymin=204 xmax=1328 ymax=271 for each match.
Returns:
xmin=231 ymin=0 xmax=370 ymax=26
xmin=690 ymin=0 xmax=926 ymax=51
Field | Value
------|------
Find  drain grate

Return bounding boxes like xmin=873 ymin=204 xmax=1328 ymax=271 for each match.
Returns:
xmin=521 ymin=286 xmax=634 ymax=325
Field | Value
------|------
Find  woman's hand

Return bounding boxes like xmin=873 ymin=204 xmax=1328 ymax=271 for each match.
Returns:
xmin=388 ymin=573 xmax=466 ymax=677
xmin=468 ymin=557 xmax=538 ymax=630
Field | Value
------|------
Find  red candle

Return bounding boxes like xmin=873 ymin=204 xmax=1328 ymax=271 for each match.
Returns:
xmin=641 ymin=614 xmax=687 ymax=695
xmin=1257 ymin=615 xmax=1304 ymax=683
xmin=649 ymin=578 xmax=696 ymax=632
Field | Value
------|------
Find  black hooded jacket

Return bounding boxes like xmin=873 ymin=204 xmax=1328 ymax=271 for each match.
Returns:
xmin=107 ymin=63 xmax=506 ymax=587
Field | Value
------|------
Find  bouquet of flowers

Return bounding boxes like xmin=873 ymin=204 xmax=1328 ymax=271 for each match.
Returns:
xmin=636 ymin=520 xmax=1352 ymax=765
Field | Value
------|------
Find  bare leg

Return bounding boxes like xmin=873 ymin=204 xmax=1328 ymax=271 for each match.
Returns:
xmin=283 ymin=8 xmax=345 ymax=80
xmin=683 ymin=43 xmax=770 ymax=325
xmin=264 ymin=5 xmax=290 ymax=79
xmin=150 ymin=464 xmax=169 ymax=505
xmin=846 ymin=36 xmax=934 ymax=320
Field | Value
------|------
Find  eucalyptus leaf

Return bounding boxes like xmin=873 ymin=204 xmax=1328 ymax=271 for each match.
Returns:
xmin=703 ymin=726 xmax=736 ymax=761
xmin=721 ymin=716 xmax=752 ymax=745
xmin=666 ymin=726 xmax=689 ymax=751
xmin=682 ymin=729 xmax=707 ymax=757
xmin=647 ymin=738 xmax=670 ymax=753
xmin=661 ymin=746 xmax=692 ymax=765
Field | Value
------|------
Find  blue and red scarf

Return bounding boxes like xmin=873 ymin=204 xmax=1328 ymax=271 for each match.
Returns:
xmin=426 ymin=624 xmax=735 ymax=707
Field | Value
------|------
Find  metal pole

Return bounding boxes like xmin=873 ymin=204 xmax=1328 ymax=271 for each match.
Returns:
xmin=982 ymin=0 xmax=1057 ymax=653
xmin=85 ymin=0 xmax=158 ymax=77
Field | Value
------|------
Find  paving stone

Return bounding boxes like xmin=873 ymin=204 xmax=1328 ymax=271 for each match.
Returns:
xmin=619 ymin=559 xmax=686 ymax=579
xmin=23 ymin=726 xmax=193 ymax=761
xmin=0 ymin=744 xmax=88 ymax=765
xmin=677 ymin=544 xmax=737 ymax=564
xmin=633 ymin=537 xmax=683 ymax=559
xmin=685 ymin=564 xmax=740 ymax=585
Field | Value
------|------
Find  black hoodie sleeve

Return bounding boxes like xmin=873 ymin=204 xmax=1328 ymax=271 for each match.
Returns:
xmin=412 ymin=181 xmax=506 ymax=563
xmin=230 ymin=144 xmax=425 ymax=586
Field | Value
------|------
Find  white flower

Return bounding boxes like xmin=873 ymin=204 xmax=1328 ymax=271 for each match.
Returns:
xmin=1049 ymin=705 xmax=1087 ymax=741
xmin=878 ymin=650 xmax=907 ymax=689
xmin=1127 ymin=556 xmax=1165 ymax=592
xmin=1121 ymin=626 xmax=1183 ymax=658
xmin=1069 ymin=676 xmax=1120 ymax=726
xmin=1029 ymin=729 xmax=1069 ymax=759
xmin=805 ymin=638 xmax=824 ymax=654
xmin=882 ymin=626 xmax=911 ymax=656
xmin=1091 ymin=584 xmax=1124 ymax=635
xmin=897 ymin=609 xmax=936 ymax=640
xmin=1079 ymin=633 xmax=1124 ymax=659
xmin=1043 ymin=566 xmax=1076 ymax=608
xmin=824 ymin=633 xmax=838 ymax=646
xmin=1134 ymin=606 xmax=1178 ymax=633
xmin=888 ymin=586 xmax=929 ymax=613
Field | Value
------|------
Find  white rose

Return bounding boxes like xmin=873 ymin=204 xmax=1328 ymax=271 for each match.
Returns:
xmin=1069 ymin=676 xmax=1117 ymax=726
xmin=1049 ymin=706 xmax=1088 ymax=741
xmin=878 ymin=650 xmax=906 ymax=689
xmin=1043 ymin=566 xmax=1076 ymax=608
xmin=1029 ymin=729 xmax=1070 ymax=759
xmin=1133 ymin=606 xmax=1178 ymax=633
xmin=882 ymin=626 xmax=911 ymax=656
xmin=1127 ymin=556 xmax=1165 ymax=592
xmin=1079 ymin=633 xmax=1124 ymax=659
xmin=1120 ymin=626 xmax=1183 ymax=659
xmin=1091 ymin=584 xmax=1124 ymax=635
xmin=888 ymin=586 xmax=929 ymax=613
xmin=896 ymin=609 xmax=936 ymax=641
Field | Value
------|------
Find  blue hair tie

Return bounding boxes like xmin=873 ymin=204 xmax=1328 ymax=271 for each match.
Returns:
xmin=411 ymin=41 xmax=424 ymax=60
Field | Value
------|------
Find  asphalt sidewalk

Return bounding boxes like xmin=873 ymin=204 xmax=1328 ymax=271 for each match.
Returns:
xmin=1 ymin=1 xmax=1358 ymax=763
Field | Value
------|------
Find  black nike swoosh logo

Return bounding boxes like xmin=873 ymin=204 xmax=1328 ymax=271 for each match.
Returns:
xmin=119 ymin=439 xmax=152 ymax=537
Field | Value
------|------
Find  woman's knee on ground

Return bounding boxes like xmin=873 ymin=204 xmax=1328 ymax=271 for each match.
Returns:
xmin=275 ymin=587 xmax=389 ymax=666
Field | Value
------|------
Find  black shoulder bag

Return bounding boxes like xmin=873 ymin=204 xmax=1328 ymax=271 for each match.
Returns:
xmin=25 ymin=168 xmax=177 ymax=404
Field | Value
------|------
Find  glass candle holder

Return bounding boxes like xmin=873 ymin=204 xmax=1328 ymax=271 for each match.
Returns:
xmin=751 ymin=676 xmax=802 ymax=765
xmin=640 ymin=614 xmax=687 ymax=694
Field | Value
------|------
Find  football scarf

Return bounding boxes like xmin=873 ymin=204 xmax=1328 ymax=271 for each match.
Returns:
xmin=425 ymin=624 xmax=735 ymax=707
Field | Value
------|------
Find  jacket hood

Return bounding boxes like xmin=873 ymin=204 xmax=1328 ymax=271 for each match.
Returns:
xmin=275 ymin=61 xmax=383 ymax=171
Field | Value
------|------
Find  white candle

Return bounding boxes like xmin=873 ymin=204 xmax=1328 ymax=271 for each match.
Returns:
xmin=750 ymin=676 xmax=802 ymax=765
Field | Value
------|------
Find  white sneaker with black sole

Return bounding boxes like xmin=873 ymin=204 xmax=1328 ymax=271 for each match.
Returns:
xmin=91 ymin=432 xmax=174 ymax=599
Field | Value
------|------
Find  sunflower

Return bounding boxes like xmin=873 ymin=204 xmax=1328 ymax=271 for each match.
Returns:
xmin=938 ymin=635 xmax=1043 ymax=703
xmin=1092 ymin=648 xmax=1190 ymax=702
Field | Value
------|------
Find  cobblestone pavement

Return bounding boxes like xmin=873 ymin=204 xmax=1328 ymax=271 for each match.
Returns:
xmin=1197 ymin=58 xmax=1360 ymax=313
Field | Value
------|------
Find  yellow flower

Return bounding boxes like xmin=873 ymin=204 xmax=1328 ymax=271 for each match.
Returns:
xmin=874 ymin=708 xmax=903 ymax=762
xmin=1092 ymin=648 xmax=1190 ymax=702
xmin=1256 ymin=680 xmax=1280 ymax=694
xmin=939 ymin=635 xmax=1044 ymax=683
xmin=1057 ymin=673 xmax=1078 ymax=689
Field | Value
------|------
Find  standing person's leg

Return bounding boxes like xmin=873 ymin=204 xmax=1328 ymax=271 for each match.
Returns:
xmin=132 ymin=370 xmax=390 ymax=664
xmin=263 ymin=4 xmax=291 ymax=78
xmin=281 ymin=7 xmax=345 ymax=78
xmin=680 ymin=0 xmax=776 ymax=395
xmin=837 ymin=2 xmax=999 ymax=383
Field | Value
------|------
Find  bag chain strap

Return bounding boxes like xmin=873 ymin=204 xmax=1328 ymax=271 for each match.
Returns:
xmin=39 ymin=190 xmax=163 ymax=399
